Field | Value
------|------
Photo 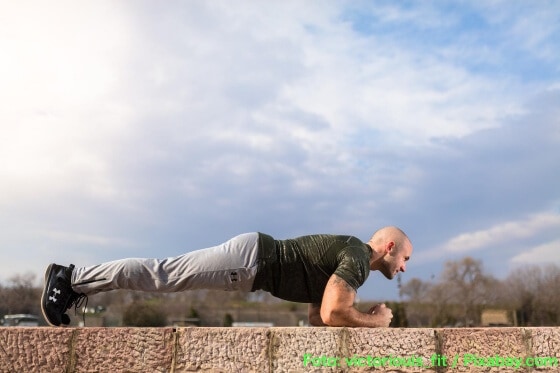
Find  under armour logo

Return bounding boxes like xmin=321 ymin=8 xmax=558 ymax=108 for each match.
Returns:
xmin=230 ymin=271 xmax=238 ymax=282
xmin=49 ymin=288 xmax=61 ymax=302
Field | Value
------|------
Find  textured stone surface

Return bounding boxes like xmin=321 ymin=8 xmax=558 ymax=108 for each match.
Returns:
xmin=72 ymin=327 xmax=174 ymax=372
xmin=175 ymin=327 xmax=270 ymax=372
xmin=0 ymin=327 xmax=73 ymax=373
xmin=438 ymin=328 xmax=528 ymax=372
xmin=527 ymin=327 xmax=560 ymax=371
xmin=1 ymin=327 xmax=560 ymax=372
xmin=271 ymin=327 xmax=344 ymax=373
xmin=344 ymin=328 xmax=436 ymax=372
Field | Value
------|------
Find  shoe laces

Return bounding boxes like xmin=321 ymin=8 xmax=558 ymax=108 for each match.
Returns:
xmin=70 ymin=293 xmax=89 ymax=326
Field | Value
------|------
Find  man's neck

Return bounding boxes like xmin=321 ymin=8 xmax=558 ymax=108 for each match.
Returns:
xmin=367 ymin=243 xmax=386 ymax=270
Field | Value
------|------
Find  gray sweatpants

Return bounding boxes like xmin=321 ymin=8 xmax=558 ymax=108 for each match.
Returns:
xmin=71 ymin=233 xmax=260 ymax=295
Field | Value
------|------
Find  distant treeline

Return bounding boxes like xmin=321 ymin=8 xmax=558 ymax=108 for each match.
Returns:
xmin=399 ymin=257 xmax=560 ymax=327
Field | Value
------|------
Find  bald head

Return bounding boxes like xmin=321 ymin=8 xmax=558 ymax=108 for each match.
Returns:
xmin=368 ymin=226 xmax=413 ymax=279
xmin=369 ymin=226 xmax=411 ymax=251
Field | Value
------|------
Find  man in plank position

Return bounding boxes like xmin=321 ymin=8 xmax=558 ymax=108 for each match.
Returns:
xmin=41 ymin=226 xmax=412 ymax=327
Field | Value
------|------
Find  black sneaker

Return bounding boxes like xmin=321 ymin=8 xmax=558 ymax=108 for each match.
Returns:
xmin=41 ymin=263 xmax=86 ymax=326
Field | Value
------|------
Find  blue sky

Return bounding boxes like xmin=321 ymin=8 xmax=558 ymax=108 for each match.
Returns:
xmin=1 ymin=1 xmax=559 ymax=301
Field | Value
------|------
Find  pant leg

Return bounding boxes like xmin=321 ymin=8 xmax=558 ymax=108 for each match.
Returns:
xmin=71 ymin=233 xmax=260 ymax=295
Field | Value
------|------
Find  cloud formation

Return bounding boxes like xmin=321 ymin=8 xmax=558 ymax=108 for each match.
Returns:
xmin=1 ymin=1 xmax=559 ymax=300
xmin=511 ymin=239 xmax=560 ymax=265
xmin=442 ymin=212 xmax=560 ymax=253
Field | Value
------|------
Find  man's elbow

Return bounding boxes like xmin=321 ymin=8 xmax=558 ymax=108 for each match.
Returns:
xmin=308 ymin=316 xmax=325 ymax=326
xmin=320 ymin=308 xmax=348 ymax=327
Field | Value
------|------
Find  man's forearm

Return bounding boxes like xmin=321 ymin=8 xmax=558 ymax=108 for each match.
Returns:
xmin=319 ymin=275 xmax=393 ymax=327
xmin=322 ymin=306 xmax=390 ymax=327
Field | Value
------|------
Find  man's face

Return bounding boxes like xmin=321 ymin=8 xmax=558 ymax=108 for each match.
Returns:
xmin=379 ymin=242 xmax=412 ymax=280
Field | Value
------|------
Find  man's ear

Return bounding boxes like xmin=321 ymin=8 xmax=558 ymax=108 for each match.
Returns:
xmin=385 ymin=241 xmax=395 ymax=254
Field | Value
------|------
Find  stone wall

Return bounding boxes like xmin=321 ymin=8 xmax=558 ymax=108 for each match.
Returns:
xmin=0 ymin=327 xmax=559 ymax=372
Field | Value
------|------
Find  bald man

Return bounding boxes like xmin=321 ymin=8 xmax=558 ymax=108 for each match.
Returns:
xmin=41 ymin=226 xmax=412 ymax=327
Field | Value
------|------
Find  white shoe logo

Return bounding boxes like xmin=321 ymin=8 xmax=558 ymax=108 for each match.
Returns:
xmin=49 ymin=288 xmax=61 ymax=302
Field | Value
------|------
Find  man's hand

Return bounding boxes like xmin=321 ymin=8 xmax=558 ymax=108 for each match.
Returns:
xmin=367 ymin=303 xmax=393 ymax=327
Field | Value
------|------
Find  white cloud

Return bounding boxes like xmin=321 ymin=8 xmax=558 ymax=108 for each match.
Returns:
xmin=0 ymin=2 xmax=558 ymax=301
xmin=0 ymin=1 xmax=135 ymax=205
xmin=0 ymin=2 xmax=132 ymax=108
xmin=510 ymin=239 xmax=560 ymax=265
xmin=443 ymin=212 xmax=560 ymax=253
xmin=0 ymin=1 xmax=532 ymax=209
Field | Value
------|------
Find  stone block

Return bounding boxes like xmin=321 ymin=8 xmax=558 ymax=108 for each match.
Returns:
xmin=174 ymin=327 xmax=270 ymax=372
xmin=344 ymin=328 xmax=436 ymax=372
xmin=527 ymin=327 xmax=560 ymax=371
xmin=272 ymin=327 xmax=344 ymax=373
xmin=437 ymin=327 xmax=528 ymax=372
xmin=0 ymin=327 xmax=73 ymax=373
xmin=72 ymin=327 xmax=174 ymax=372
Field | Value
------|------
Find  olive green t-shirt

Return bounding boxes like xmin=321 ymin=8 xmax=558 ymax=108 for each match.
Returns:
xmin=251 ymin=233 xmax=372 ymax=303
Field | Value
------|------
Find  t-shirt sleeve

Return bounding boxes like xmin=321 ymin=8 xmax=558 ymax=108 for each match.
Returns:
xmin=333 ymin=246 xmax=370 ymax=291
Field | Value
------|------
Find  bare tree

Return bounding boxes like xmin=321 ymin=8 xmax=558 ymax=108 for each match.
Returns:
xmin=440 ymin=257 xmax=497 ymax=326
xmin=506 ymin=264 xmax=560 ymax=326
xmin=536 ymin=265 xmax=560 ymax=325
xmin=400 ymin=278 xmax=432 ymax=326
xmin=402 ymin=257 xmax=505 ymax=327
xmin=426 ymin=281 xmax=456 ymax=327
xmin=1 ymin=273 xmax=41 ymax=315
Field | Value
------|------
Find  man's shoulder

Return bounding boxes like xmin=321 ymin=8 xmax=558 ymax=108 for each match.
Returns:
xmin=298 ymin=234 xmax=364 ymax=244
xmin=327 ymin=235 xmax=367 ymax=250
xmin=339 ymin=234 xmax=365 ymax=245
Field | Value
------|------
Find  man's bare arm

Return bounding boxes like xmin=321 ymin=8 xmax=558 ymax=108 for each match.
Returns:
xmin=319 ymin=274 xmax=393 ymax=327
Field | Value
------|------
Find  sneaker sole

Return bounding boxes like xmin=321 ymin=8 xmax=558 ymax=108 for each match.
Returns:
xmin=40 ymin=263 xmax=60 ymax=327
